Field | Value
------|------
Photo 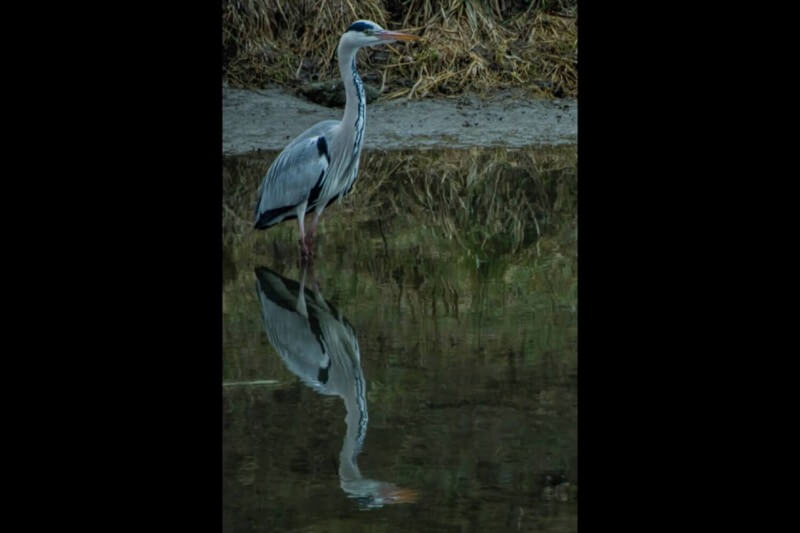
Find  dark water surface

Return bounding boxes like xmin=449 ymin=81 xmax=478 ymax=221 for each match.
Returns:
xmin=223 ymin=147 xmax=577 ymax=532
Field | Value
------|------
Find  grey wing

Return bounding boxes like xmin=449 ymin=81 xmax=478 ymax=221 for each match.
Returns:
xmin=254 ymin=121 xmax=338 ymax=229
xmin=255 ymin=267 xmax=333 ymax=394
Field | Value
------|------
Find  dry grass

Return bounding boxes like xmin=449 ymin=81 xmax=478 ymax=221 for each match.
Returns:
xmin=223 ymin=0 xmax=390 ymax=87
xmin=350 ymin=146 xmax=577 ymax=256
xmin=222 ymin=0 xmax=577 ymax=99
xmin=223 ymin=146 xmax=577 ymax=259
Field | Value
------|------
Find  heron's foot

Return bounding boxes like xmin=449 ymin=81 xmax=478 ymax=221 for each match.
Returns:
xmin=299 ymin=239 xmax=314 ymax=265
xmin=301 ymin=234 xmax=316 ymax=258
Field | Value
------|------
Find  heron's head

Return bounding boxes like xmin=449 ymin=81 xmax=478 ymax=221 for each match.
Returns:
xmin=340 ymin=20 xmax=419 ymax=49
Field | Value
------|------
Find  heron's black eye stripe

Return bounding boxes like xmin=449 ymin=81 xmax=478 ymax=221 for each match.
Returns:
xmin=347 ymin=22 xmax=374 ymax=33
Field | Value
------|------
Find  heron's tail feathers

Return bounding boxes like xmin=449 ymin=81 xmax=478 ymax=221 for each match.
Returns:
xmin=254 ymin=204 xmax=297 ymax=230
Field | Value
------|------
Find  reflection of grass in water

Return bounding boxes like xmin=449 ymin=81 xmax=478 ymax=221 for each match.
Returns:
xmin=223 ymin=230 xmax=576 ymax=376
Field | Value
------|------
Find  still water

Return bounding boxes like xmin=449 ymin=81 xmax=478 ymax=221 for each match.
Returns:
xmin=223 ymin=147 xmax=577 ymax=532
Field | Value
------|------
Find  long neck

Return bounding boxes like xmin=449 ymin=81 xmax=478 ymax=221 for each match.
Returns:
xmin=338 ymin=387 xmax=367 ymax=482
xmin=338 ymin=43 xmax=366 ymax=148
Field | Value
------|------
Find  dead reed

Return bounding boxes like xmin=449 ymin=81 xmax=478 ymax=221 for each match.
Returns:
xmin=223 ymin=146 xmax=577 ymax=259
xmin=351 ymin=146 xmax=577 ymax=256
xmin=222 ymin=0 xmax=577 ymax=99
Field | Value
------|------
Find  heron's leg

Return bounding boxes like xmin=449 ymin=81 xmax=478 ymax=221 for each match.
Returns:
xmin=304 ymin=208 xmax=325 ymax=252
xmin=296 ymin=201 xmax=310 ymax=261
xmin=295 ymin=265 xmax=309 ymax=318
xmin=307 ymin=264 xmax=321 ymax=296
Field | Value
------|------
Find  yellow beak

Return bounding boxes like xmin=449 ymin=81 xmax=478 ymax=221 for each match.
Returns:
xmin=377 ymin=30 xmax=420 ymax=42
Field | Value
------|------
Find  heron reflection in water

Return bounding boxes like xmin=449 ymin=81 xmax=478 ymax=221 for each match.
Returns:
xmin=255 ymin=265 xmax=417 ymax=509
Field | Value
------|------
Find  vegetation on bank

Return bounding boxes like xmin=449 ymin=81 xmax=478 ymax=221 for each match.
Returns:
xmin=223 ymin=0 xmax=577 ymax=100
xmin=223 ymin=146 xmax=576 ymax=263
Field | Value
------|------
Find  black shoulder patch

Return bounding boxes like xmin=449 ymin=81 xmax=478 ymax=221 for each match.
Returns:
xmin=308 ymin=313 xmax=326 ymax=356
xmin=346 ymin=21 xmax=373 ymax=33
xmin=317 ymin=359 xmax=330 ymax=384
xmin=308 ymin=170 xmax=326 ymax=207
xmin=316 ymin=136 xmax=330 ymax=164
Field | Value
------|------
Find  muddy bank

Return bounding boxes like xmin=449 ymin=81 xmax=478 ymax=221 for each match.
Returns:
xmin=222 ymin=87 xmax=577 ymax=156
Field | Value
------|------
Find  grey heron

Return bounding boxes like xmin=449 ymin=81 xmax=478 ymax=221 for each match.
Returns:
xmin=254 ymin=20 xmax=419 ymax=262
xmin=255 ymin=265 xmax=418 ymax=508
